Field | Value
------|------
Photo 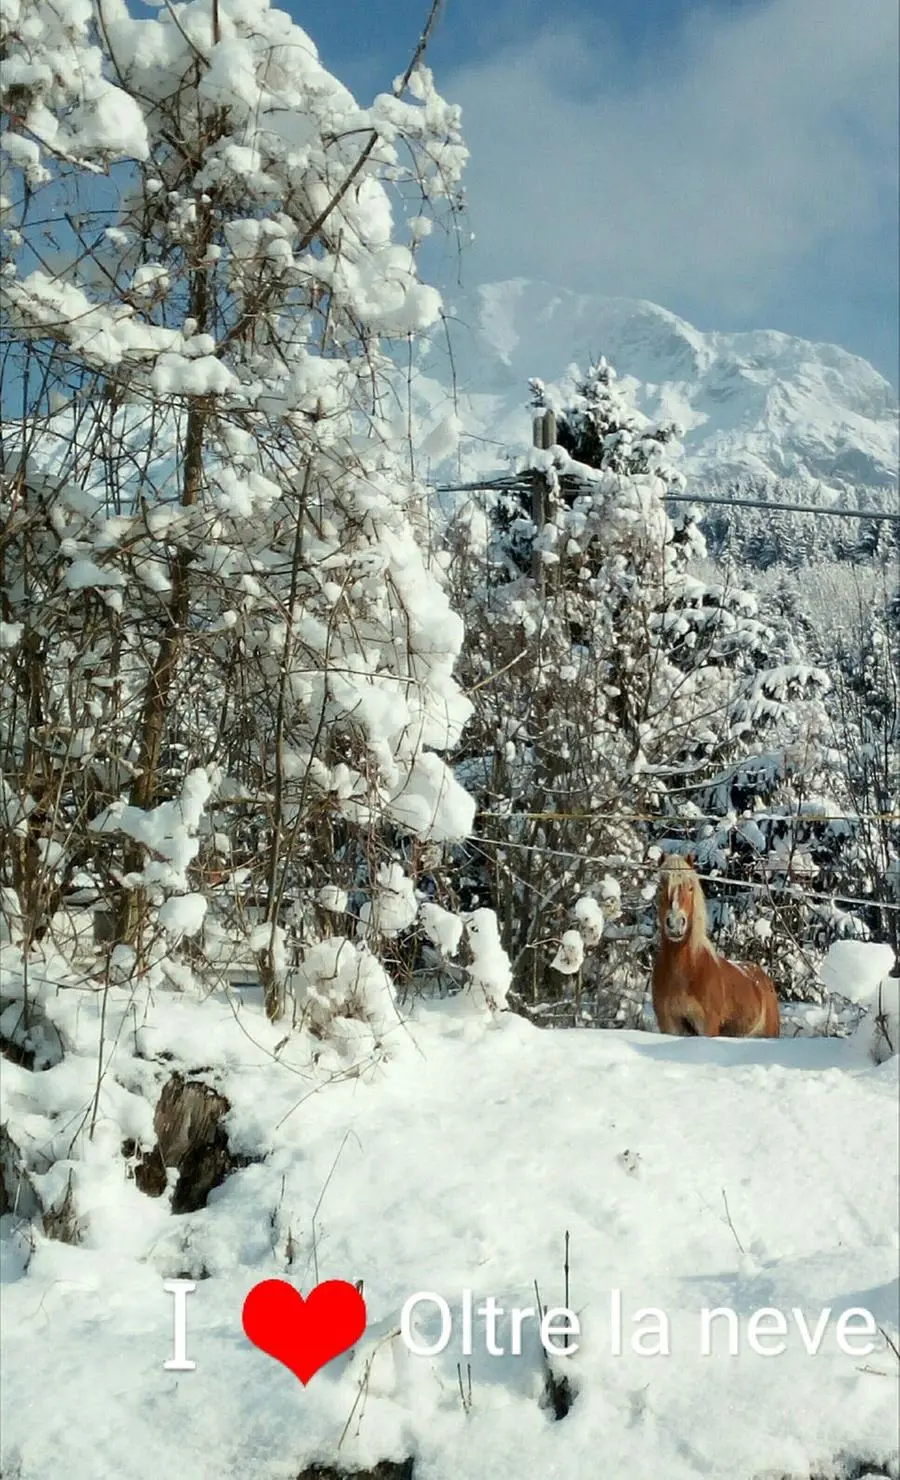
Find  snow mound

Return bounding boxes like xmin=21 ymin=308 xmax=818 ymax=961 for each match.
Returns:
xmin=820 ymin=940 xmax=897 ymax=1005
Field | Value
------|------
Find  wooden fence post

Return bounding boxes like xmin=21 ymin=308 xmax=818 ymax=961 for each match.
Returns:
xmin=531 ymin=408 xmax=556 ymax=591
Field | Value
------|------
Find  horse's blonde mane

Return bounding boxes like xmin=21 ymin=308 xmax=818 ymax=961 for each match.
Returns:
xmin=659 ymin=855 xmax=713 ymax=954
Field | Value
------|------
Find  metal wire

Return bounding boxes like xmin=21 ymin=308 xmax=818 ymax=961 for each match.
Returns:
xmin=476 ymin=807 xmax=900 ymax=825
xmin=664 ymin=491 xmax=899 ymax=521
xmin=468 ymin=833 xmax=900 ymax=914
xmin=433 ymin=474 xmax=900 ymax=522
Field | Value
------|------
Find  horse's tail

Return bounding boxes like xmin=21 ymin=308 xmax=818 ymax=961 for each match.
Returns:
xmin=762 ymin=977 xmax=780 ymax=1037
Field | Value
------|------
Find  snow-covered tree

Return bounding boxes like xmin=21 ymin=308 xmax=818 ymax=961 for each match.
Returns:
xmin=446 ymin=361 xmax=830 ymax=1021
xmin=691 ymin=537 xmax=899 ymax=999
xmin=1 ymin=0 xmax=510 ymax=1033
xmin=535 ymin=358 xmax=683 ymax=481
xmin=701 ymin=474 xmax=898 ymax=571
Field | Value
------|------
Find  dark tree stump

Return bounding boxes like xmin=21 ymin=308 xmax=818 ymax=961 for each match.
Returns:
xmin=296 ymin=1462 xmax=414 ymax=1480
xmin=130 ymin=1074 xmax=247 ymax=1213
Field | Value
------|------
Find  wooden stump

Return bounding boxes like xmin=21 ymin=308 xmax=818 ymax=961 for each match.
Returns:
xmin=131 ymin=1074 xmax=244 ymax=1214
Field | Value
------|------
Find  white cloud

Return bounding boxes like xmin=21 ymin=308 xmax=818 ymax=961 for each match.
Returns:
xmin=443 ymin=0 xmax=898 ymax=354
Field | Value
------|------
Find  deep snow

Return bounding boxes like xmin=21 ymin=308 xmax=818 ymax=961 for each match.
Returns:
xmin=1 ymin=952 xmax=898 ymax=1480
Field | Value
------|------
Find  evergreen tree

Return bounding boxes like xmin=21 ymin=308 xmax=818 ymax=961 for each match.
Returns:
xmin=448 ymin=360 xmax=829 ymax=1023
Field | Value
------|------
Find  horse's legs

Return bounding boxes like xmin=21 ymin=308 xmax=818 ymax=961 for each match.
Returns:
xmin=655 ymin=1000 xmax=723 ymax=1037
xmin=655 ymin=1000 xmax=695 ymax=1035
xmin=680 ymin=1004 xmax=719 ymax=1037
xmin=654 ymin=1003 xmax=681 ymax=1035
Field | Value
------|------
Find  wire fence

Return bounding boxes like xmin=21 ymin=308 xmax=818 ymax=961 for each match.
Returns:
xmin=433 ymin=473 xmax=900 ymax=523
xmin=476 ymin=807 xmax=900 ymax=825
xmin=469 ymin=838 xmax=900 ymax=914
xmin=467 ymin=810 xmax=900 ymax=916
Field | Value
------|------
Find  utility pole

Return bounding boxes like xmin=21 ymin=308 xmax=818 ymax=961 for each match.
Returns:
xmin=531 ymin=407 xmax=556 ymax=592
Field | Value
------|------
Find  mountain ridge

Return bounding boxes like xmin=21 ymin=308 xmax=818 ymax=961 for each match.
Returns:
xmin=415 ymin=279 xmax=899 ymax=497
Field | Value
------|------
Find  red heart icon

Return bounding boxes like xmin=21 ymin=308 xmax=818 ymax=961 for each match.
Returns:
xmin=242 ymin=1278 xmax=367 ymax=1385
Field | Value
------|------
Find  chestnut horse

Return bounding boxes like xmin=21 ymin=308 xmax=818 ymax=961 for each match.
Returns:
xmin=651 ymin=855 xmax=780 ymax=1038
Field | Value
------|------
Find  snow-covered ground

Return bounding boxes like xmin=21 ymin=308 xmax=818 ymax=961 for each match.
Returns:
xmin=1 ymin=947 xmax=898 ymax=1480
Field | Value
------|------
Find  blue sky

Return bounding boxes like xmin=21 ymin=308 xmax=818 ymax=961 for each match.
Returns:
xmin=296 ymin=0 xmax=898 ymax=385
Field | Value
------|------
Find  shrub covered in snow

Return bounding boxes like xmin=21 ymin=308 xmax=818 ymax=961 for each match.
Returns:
xmin=0 ymin=0 xmax=515 ymax=1036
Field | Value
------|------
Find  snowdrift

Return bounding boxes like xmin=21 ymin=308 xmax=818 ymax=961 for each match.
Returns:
xmin=1 ymin=945 xmax=898 ymax=1480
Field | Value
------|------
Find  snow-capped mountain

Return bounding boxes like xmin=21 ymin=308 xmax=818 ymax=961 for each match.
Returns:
xmin=415 ymin=279 xmax=899 ymax=496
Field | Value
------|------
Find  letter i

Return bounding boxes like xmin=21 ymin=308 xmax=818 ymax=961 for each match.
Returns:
xmin=164 ymin=1279 xmax=197 ymax=1370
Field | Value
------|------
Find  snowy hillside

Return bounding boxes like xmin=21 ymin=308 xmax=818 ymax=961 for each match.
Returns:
xmin=2 ymin=945 xmax=899 ymax=1480
xmin=414 ymin=280 xmax=899 ymax=494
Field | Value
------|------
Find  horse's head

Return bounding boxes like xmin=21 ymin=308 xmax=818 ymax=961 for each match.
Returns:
xmin=658 ymin=854 xmax=699 ymax=944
